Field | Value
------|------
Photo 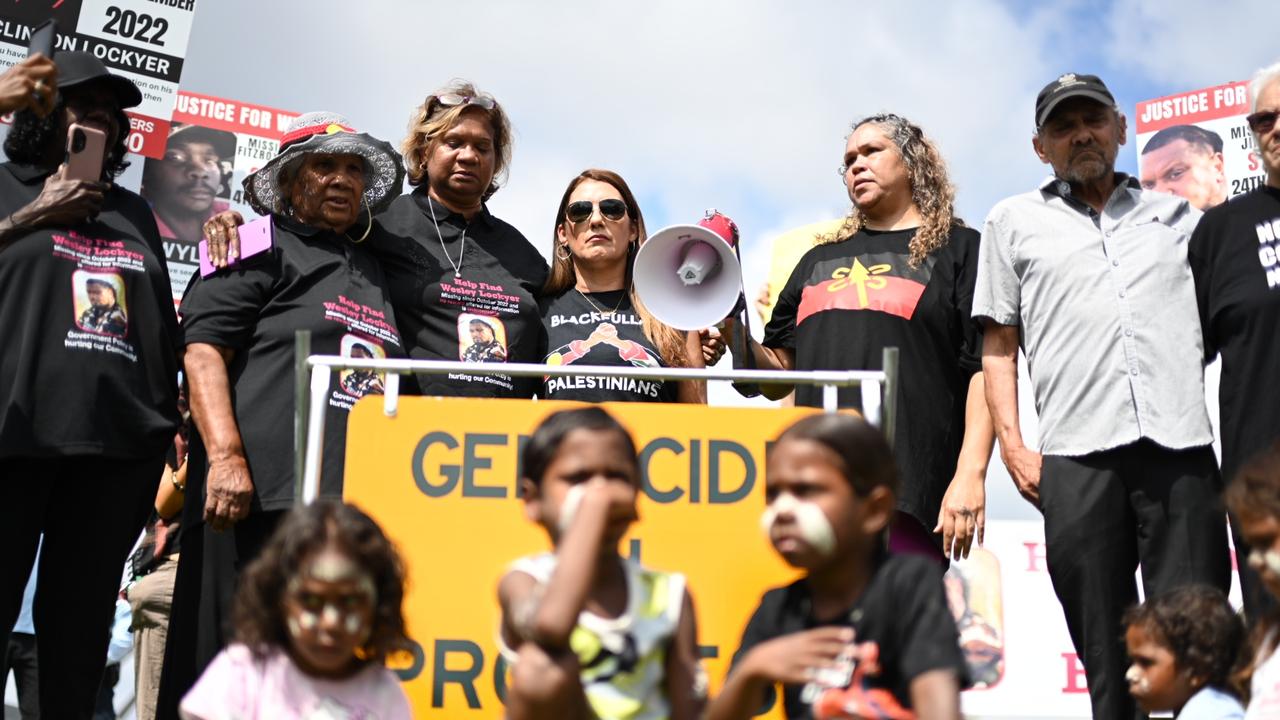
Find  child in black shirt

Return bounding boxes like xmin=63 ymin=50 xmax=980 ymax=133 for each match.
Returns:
xmin=707 ymin=414 xmax=964 ymax=720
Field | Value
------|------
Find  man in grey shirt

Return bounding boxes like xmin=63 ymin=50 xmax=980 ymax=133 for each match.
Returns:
xmin=973 ymin=73 xmax=1230 ymax=720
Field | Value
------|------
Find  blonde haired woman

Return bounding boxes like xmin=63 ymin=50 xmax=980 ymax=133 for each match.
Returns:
xmin=375 ymin=80 xmax=548 ymax=397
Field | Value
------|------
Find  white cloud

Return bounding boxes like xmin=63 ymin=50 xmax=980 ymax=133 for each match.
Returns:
xmin=1103 ymin=0 xmax=1280 ymax=88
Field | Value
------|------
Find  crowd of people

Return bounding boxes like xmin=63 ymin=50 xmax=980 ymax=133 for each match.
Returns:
xmin=0 ymin=38 xmax=1278 ymax=720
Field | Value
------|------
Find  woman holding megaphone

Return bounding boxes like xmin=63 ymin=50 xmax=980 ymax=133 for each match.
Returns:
xmin=541 ymin=169 xmax=706 ymax=403
xmin=729 ymin=114 xmax=995 ymax=565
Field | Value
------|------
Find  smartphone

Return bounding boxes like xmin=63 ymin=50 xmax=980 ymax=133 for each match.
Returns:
xmin=61 ymin=123 xmax=106 ymax=183
xmin=27 ymin=19 xmax=56 ymax=58
xmin=199 ymin=215 xmax=274 ymax=277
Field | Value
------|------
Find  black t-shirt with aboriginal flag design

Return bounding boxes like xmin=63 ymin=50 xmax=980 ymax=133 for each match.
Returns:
xmin=540 ymin=289 xmax=679 ymax=403
xmin=180 ymin=216 xmax=404 ymax=512
xmin=0 ymin=162 xmax=180 ymax=459
xmin=372 ymin=188 xmax=548 ymax=398
xmin=1189 ymin=185 xmax=1280 ymax=486
xmin=763 ymin=226 xmax=982 ymax=530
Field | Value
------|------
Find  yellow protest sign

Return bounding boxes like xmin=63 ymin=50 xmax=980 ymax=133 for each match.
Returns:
xmin=760 ymin=218 xmax=845 ymax=324
xmin=344 ymin=396 xmax=841 ymax=717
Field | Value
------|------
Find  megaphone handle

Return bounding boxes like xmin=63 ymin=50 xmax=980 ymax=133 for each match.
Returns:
xmin=729 ymin=300 xmax=762 ymax=398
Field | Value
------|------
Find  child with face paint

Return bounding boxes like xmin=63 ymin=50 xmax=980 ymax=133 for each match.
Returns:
xmin=707 ymin=414 xmax=965 ymax=720
xmin=1121 ymin=585 xmax=1244 ymax=719
xmin=498 ymin=407 xmax=706 ymax=720
xmin=179 ymin=500 xmax=412 ymax=719
xmin=1225 ymin=440 xmax=1280 ymax=718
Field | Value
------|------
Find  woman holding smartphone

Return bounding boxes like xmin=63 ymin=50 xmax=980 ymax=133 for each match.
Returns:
xmin=0 ymin=52 xmax=181 ymax=718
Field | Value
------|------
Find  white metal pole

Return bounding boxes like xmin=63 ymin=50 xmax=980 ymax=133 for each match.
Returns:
xmin=301 ymin=365 xmax=331 ymax=504
xmin=382 ymin=372 xmax=400 ymax=417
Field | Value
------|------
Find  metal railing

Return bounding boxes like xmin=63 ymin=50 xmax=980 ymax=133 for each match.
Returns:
xmin=293 ymin=332 xmax=899 ymax=504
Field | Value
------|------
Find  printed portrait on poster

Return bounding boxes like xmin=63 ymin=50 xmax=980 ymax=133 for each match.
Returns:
xmin=339 ymin=336 xmax=387 ymax=398
xmin=72 ymin=270 xmax=128 ymax=337
xmin=458 ymin=313 xmax=507 ymax=363
xmin=944 ymin=548 xmax=1006 ymax=690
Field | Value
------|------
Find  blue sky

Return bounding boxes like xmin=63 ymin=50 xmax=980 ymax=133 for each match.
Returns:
xmin=175 ymin=0 xmax=1276 ymax=519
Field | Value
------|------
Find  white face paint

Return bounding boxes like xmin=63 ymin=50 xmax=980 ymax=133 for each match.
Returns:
xmin=557 ymin=483 xmax=587 ymax=534
xmin=344 ymin=613 xmax=364 ymax=635
xmin=284 ymin=548 xmax=377 ymax=651
xmin=1249 ymin=548 xmax=1280 ymax=576
xmin=308 ymin=551 xmax=361 ymax=582
xmin=1125 ymin=664 xmax=1149 ymax=694
xmin=760 ymin=491 xmax=836 ymax=557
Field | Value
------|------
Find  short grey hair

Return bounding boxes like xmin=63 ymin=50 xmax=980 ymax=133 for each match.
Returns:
xmin=1250 ymin=61 xmax=1280 ymax=113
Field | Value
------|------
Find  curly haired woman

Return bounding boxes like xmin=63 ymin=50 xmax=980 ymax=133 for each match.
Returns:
xmin=733 ymin=114 xmax=994 ymax=565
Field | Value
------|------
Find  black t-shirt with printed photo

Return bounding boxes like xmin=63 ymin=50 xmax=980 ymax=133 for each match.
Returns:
xmin=729 ymin=553 xmax=965 ymax=719
xmin=763 ymin=226 xmax=982 ymax=530
xmin=372 ymin=188 xmax=548 ymax=398
xmin=0 ymin=162 xmax=180 ymax=459
xmin=180 ymin=216 xmax=404 ymax=511
xmin=1189 ymin=185 xmax=1280 ymax=484
xmin=540 ymin=289 xmax=679 ymax=403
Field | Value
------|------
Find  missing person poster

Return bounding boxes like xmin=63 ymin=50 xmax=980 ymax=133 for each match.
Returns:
xmin=1135 ymin=81 xmax=1265 ymax=211
xmin=0 ymin=0 xmax=196 ymax=158
xmin=140 ymin=90 xmax=297 ymax=300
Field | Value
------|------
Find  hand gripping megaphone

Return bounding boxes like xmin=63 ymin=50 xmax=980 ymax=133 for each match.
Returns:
xmin=634 ymin=211 xmax=744 ymax=331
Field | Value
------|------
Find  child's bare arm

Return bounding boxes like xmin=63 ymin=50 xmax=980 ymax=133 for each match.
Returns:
xmin=501 ymin=479 xmax=634 ymax=650
xmin=705 ymin=627 xmax=855 ymax=720
xmin=664 ymin=589 xmax=705 ymax=720
xmin=497 ymin=569 xmax=541 ymax=653
xmin=909 ymin=668 xmax=961 ymax=720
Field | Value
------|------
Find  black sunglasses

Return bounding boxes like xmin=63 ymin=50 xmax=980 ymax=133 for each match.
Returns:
xmin=566 ymin=199 xmax=628 ymax=224
xmin=1248 ymin=109 xmax=1278 ymax=135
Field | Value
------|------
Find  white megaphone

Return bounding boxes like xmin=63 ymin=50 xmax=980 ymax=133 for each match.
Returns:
xmin=634 ymin=211 xmax=744 ymax=331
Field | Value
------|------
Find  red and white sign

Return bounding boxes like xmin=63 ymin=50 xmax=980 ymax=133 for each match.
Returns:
xmin=141 ymin=90 xmax=297 ymax=301
xmin=1135 ymin=81 xmax=1267 ymax=208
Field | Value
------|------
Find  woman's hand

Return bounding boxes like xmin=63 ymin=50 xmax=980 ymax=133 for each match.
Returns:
xmin=0 ymin=54 xmax=56 ymax=117
xmin=12 ymin=170 xmax=107 ymax=230
xmin=935 ymin=468 xmax=986 ymax=560
xmin=204 ymin=452 xmax=253 ymax=531
xmin=699 ymin=326 xmax=725 ymax=366
xmin=202 ymin=210 xmax=246 ymax=268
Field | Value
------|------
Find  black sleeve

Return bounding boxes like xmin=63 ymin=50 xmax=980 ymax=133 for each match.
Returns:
xmin=762 ymin=254 xmax=809 ymax=351
xmin=892 ymin=557 xmax=967 ymax=686
xmin=179 ymin=252 xmax=278 ymax=350
xmin=952 ymin=227 xmax=983 ymax=377
xmin=728 ymin=591 xmax=783 ymax=715
xmin=1187 ymin=211 xmax=1217 ymax=361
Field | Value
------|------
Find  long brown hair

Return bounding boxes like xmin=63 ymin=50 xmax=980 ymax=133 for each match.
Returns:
xmin=232 ymin=500 xmax=409 ymax=666
xmin=544 ymin=169 xmax=688 ymax=368
xmin=820 ymin=113 xmax=962 ymax=267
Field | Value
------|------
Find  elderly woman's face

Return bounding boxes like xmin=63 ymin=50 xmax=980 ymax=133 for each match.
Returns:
xmin=288 ymin=153 xmax=366 ymax=232
xmin=425 ymin=109 xmax=496 ymax=208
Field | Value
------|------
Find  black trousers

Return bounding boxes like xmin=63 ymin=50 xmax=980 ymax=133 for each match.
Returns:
xmin=154 ymin=507 xmax=284 ymax=720
xmin=2 ymin=632 xmax=39 ymax=720
xmin=1040 ymin=441 xmax=1231 ymax=720
xmin=0 ymin=456 xmax=159 ymax=720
